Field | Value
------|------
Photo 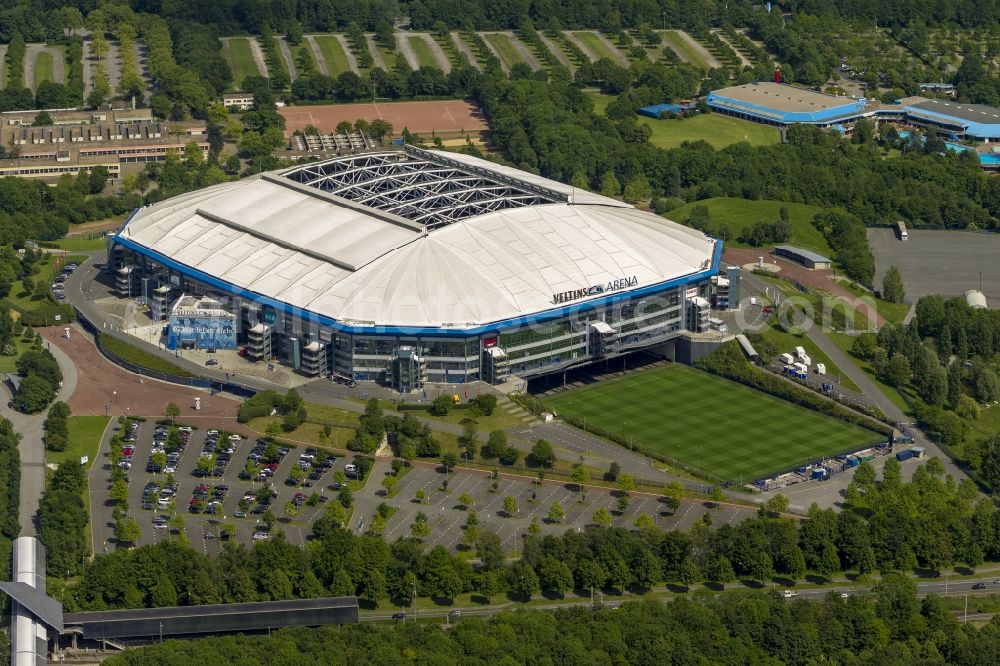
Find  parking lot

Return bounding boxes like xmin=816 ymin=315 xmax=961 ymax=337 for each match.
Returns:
xmin=90 ymin=419 xmax=358 ymax=555
xmin=869 ymin=228 xmax=1000 ymax=305
xmin=356 ymin=463 xmax=753 ymax=553
xmin=89 ymin=418 xmax=759 ymax=557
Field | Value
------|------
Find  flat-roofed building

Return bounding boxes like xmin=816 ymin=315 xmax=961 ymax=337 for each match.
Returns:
xmin=707 ymin=82 xmax=868 ymax=128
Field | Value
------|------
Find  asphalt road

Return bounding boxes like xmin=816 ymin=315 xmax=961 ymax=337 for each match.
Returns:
xmin=2 ymin=329 xmax=79 ymax=537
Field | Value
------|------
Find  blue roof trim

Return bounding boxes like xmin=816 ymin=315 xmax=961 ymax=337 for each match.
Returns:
xmin=111 ymin=231 xmax=722 ymax=338
xmin=903 ymin=104 xmax=1000 ymax=139
xmin=707 ymin=92 xmax=866 ymax=124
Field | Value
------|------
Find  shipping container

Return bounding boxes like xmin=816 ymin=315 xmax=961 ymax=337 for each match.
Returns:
xmin=811 ymin=468 xmax=828 ymax=479
xmin=895 ymin=450 xmax=915 ymax=461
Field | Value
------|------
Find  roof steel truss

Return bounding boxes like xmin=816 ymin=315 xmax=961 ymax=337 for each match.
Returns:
xmin=284 ymin=151 xmax=557 ymax=228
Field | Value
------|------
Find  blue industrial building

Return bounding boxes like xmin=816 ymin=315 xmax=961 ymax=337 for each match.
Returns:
xmin=706 ymin=82 xmax=868 ymax=128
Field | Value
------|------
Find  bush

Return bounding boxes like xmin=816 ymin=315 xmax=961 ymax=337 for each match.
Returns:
xmin=14 ymin=373 xmax=56 ymax=414
xmin=44 ymin=401 xmax=71 ymax=452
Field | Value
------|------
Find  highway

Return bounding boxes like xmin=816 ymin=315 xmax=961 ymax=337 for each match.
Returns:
xmin=360 ymin=575 xmax=1000 ymax=623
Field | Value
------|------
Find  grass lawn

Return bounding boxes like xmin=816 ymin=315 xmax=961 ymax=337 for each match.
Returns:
xmin=97 ymin=334 xmax=198 ymax=378
xmin=50 ymin=236 xmax=108 ymax=251
xmin=248 ymin=417 xmax=356 ymax=450
xmin=0 ymin=336 xmax=35 ymax=373
xmin=375 ymin=40 xmax=398 ymax=70
xmin=408 ymin=35 xmax=440 ymax=69
xmin=660 ymin=30 xmax=710 ymax=69
xmin=753 ymin=326 xmax=862 ymax=393
xmin=644 ymin=114 xmax=780 ymax=150
xmin=570 ymin=31 xmax=622 ymax=62
xmin=666 ymin=197 xmax=830 ymax=254
xmin=827 ymin=331 xmax=913 ymax=417
xmin=34 ymin=51 xmax=55 ymax=87
xmin=484 ymin=33 xmax=530 ymax=70
xmin=837 ymin=280 xmax=911 ymax=325
xmin=313 ymin=35 xmax=351 ymax=75
xmin=7 ymin=254 xmax=87 ymax=312
xmin=545 ymin=364 xmax=881 ymax=482
xmin=222 ymin=38 xmax=262 ymax=89
xmin=48 ymin=416 xmax=110 ymax=469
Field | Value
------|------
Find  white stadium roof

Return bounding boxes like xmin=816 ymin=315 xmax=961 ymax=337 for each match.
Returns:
xmin=117 ymin=147 xmax=717 ymax=330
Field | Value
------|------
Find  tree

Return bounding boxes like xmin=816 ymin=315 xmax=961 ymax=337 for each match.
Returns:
xmin=662 ymin=482 xmax=684 ymax=513
xmin=410 ymin=518 xmax=430 ymax=540
xmin=623 ymin=174 xmax=652 ymax=203
xmin=606 ymin=461 xmax=620 ymax=481
xmin=882 ymin=266 xmax=905 ymax=304
xmin=547 ymin=501 xmax=565 ymax=524
xmin=571 ymin=465 xmax=589 ymax=495
xmin=13 ymin=374 xmax=56 ymax=414
xmin=472 ymin=393 xmax=497 ymax=415
xmin=763 ymin=494 xmax=789 ymax=517
xmin=476 ymin=530 xmax=504 ymax=570
xmin=705 ymin=556 xmax=736 ymax=584
xmin=482 ymin=429 xmax=507 ymax=458
xmin=503 ymin=495 xmax=518 ymax=517
xmin=509 ymin=562 xmax=539 ymax=600
xmin=593 ymin=506 xmax=613 ymax=527
xmin=616 ymin=495 xmax=630 ymax=514
xmin=599 ymin=170 xmax=621 ymax=197
xmin=530 ymin=439 xmax=555 ymax=467
xmin=527 ymin=515 xmax=541 ymax=534
xmin=474 ymin=569 xmax=505 ymax=603
xmin=458 ymin=492 xmax=474 ymax=510
xmin=708 ymin=486 xmax=725 ymax=508
xmin=150 ymin=575 xmax=178 ymax=607
xmin=114 ymin=515 xmax=140 ymax=544
xmin=33 ymin=111 xmax=53 ymax=126
xmin=414 ymin=488 xmax=426 ymax=504
xmin=634 ymin=513 xmax=655 ymax=530
xmin=885 ymin=353 xmax=911 ymax=387
xmin=164 ymin=402 xmax=180 ymax=425
xmin=538 ymin=555 xmax=574 ymax=597
xmin=441 ymin=452 xmax=458 ymax=476
xmin=616 ymin=474 xmax=636 ymax=495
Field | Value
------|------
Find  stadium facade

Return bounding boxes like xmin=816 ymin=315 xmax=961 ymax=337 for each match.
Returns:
xmin=110 ymin=146 xmax=722 ymax=390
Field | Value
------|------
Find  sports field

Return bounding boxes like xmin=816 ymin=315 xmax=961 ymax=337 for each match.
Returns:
xmin=545 ymin=364 xmax=879 ymax=482
xmin=222 ymin=38 xmax=262 ymax=89
xmin=313 ymin=35 xmax=351 ymax=75
xmin=666 ymin=197 xmax=830 ymax=254
xmin=279 ymin=99 xmax=487 ymax=137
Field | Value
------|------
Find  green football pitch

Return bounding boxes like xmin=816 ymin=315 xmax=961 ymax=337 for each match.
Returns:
xmin=545 ymin=364 xmax=880 ymax=482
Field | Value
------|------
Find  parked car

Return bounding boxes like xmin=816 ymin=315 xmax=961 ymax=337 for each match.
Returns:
xmin=973 ymin=582 xmax=987 ymax=590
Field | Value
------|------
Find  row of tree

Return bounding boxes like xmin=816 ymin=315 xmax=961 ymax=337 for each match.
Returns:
xmin=39 ymin=461 xmax=88 ymax=577
xmin=102 ymin=588 xmax=1000 ymax=665
xmin=65 ymin=455 xmax=1000 ymax=615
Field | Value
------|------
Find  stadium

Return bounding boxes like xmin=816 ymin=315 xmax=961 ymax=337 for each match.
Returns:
xmin=109 ymin=146 xmax=722 ymax=391
xmin=707 ymin=82 xmax=868 ymax=128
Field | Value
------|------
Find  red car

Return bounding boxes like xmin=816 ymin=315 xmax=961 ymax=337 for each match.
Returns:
xmin=122 ymin=446 xmax=135 ymax=456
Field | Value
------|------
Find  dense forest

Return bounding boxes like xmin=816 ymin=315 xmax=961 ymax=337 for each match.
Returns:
xmin=847 ymin=295 xmax=1000 ymax=495
xmin=63 ymin=458 xmax=1000 ymax=613
xmin=106 ymin=587 xmax=1000 ymax=665
xmin=477 ymin=75 xmax=1000 ymax=232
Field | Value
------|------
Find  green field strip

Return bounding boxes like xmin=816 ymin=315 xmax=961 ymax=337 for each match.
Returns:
xmin=570 ymin=31 xmax=624 ymax=63
xmin=408 ymin=35 xmax=441 ymax=69
xmin=484 ymin=33 xmax=530 ymax=70
xmin=313 ymin=35 xmax=351 ymax=75
xmin=33 ymin=50 xmax=54 ymax=87
xmin=659 ymin=30 xmax=709 ymax=69
xmin=222 ymin=38 xmax=262 ymax=89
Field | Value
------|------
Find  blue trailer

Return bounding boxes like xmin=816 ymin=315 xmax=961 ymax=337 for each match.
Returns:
xmin=895 ymin=449 xmax=915 ymax=462
xmin=811 ymin=467 xmax=828 ymax=480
